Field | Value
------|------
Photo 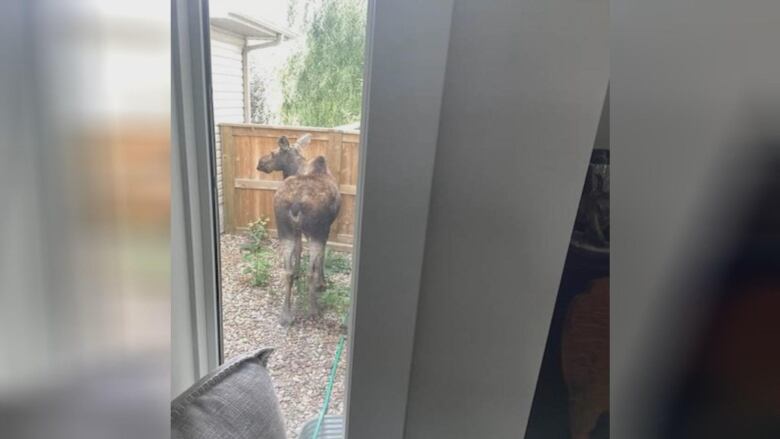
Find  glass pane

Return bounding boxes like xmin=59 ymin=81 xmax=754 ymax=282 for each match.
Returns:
xmin=208 ymin=1 xmax=367 ymax=437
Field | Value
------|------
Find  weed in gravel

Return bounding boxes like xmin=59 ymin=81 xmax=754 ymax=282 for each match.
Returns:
xmin=240 ymin=218 xmax=273 ymax=287
xmin=242 ymin=249 xmax=273 ymax=287
xmin=240 ymin=218 xmax=270 ymax=253
xmin=292 ymin=250 xmax=352 ymax=320
xmin=321 ymin=281 xmax=351 ymax=320
xmin=325 ymin=248 xmax=352 ymax=275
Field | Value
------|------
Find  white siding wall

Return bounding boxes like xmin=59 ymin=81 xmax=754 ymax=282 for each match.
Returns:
xmin=210 ymin=27 xmax=245 ymax=232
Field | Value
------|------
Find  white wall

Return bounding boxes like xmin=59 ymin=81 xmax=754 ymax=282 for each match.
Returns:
xmin=210 ymin=26 xmax=245 ymax=232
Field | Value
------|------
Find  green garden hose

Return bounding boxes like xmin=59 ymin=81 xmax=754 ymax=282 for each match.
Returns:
xmin=312 ymin=332 xmax=346 ymax=438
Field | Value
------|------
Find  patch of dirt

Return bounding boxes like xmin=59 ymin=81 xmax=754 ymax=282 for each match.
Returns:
xmin=220 ymin=234 xmax=350 ymax=439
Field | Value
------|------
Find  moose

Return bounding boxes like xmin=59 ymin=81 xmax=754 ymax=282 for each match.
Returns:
xmin=257 ymin=134 xmax=341 ymax=326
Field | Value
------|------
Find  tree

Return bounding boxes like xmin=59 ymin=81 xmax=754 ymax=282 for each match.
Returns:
xmin=249 ymin=67 xmax=271 ymax=124
xmin=281 ymin=0 xmax=366 ymax=127
xmin=287 ymin=0 xmax=323 ymax=29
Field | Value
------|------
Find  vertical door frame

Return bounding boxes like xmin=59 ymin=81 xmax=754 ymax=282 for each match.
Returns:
xmin=173 ymin=0 xmax=223 ymax=389
xmin=188 ymin=0 xmax=456 ymax=434
xmin=345 ymin=0 xmax=455 ymax=437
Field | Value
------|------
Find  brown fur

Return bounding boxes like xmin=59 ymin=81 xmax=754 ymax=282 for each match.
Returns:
xmin=256 ymin=135 xmax=308 ymax=179
xmin=257 ymin=135 xmax=341 ymax=325
xmin=562 ymin=277 xmax=609 ymax=439
xmin=274 ymin=169 xmax=341 ymax=243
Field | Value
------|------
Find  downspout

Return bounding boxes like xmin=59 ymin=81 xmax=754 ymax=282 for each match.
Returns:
xmin=242 ymin=36 xmax=284 ymax=124
xmin=242 ymin=39 xmax=250 ymax=123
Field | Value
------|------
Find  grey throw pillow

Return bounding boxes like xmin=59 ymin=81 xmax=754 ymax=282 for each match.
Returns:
xmin=171 ymin=348 xmax=286 ymax=439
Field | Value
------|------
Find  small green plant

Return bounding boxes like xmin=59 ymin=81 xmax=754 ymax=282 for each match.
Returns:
xmin=321 ymin=281 xmax=351 ymax=319
xmin=293 ymin=249 xmax=352 ymax=320
xmin=325 ymin=248 xmax=351 ymax=275
xmin=241 ymin=218 xmax=270 ymax=253
xmin=241 ymin=218 xmax=273 ymax=287
xmin=242 ymin=249 xmax=273 ymax=287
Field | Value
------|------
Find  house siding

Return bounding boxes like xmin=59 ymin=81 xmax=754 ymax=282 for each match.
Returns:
xmin=210 ymin=27 xmax=245 ymax=233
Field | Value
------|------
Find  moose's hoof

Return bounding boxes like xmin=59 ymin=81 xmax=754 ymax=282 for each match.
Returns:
xmin=279 ymin=310 xmax=294 ymax=327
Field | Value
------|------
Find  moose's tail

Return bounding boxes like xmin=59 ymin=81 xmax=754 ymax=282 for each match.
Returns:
xmin=288 ymin=202 xmax=303 ymax=227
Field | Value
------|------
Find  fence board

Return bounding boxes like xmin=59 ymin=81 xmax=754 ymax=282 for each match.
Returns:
xmin=220 ymin=124 xmax=359 ymax=250
xmin=221 ymin=126 xmax=237 ymax=232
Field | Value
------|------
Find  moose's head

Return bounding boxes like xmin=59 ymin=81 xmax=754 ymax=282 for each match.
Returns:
xmin=256 ymin=134 xmax=312 ymax=179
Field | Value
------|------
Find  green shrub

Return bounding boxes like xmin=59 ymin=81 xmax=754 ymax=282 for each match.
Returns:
xmin=293 ymin=249 xmax=352 ymax=320
xmin=321 ymin=281 xmax=351 ymax=319
xmin=241 ymin=218 xmax=270 ymax=253
xmin=242 ymin=248 xmax=273 ymax=287
xmin=325 ymin=248 xmax=351 ymax=275
xmin=241 ymin=218 xmax=273 ymax=287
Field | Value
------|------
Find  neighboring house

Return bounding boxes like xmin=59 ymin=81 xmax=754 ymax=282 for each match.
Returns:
xmin=209 ymin=13 xmax=296 ymax=231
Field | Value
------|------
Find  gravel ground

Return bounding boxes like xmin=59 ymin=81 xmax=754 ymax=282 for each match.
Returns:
xmin=220 ymin=233 xmax=350 ymax=439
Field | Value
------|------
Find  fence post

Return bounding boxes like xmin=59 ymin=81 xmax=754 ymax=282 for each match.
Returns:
xmin=327 ymin=130 xmax=345 ymax=241
xmin=221 ymin=125 xmax=236 ymax=233
xmin=327 ymin=130 xmax=344 ymax=178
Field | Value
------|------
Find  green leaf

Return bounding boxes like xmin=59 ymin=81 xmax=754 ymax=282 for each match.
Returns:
xmin=281 ymin=0 xmax=366 ymax=127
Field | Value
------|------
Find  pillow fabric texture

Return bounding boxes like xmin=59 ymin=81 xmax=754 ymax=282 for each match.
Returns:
xmin=171 ymin=348 xmax=286 ymax=439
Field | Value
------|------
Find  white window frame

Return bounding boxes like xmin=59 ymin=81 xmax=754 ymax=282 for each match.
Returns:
xmin=175 ymin=0 xmax=455 ymax=435
xmin=345 ymin=0 xmax=455 ymax=437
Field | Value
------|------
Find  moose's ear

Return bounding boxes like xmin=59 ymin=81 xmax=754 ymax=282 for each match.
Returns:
xmin=278 ymin=136 xmax=291 ymax=150
xmin=295 ymin=133 xmax=312 ymax=149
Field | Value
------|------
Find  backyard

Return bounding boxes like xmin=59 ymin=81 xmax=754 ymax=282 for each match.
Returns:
xmin=220 ymin=225 xmax=352 ymax=438
xmin=210 ymin=0 xmax=365 ymax=436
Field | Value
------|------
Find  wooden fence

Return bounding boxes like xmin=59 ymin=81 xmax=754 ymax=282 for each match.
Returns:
xmin=220 ymin=124 xmax=359 ymax=250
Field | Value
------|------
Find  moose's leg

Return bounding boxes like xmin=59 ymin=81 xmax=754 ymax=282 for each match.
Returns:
xmin=279 ymin=237 xmax=297 ymax=326
xmin=307 ymin=239 xmax=326 ymax=318
xmin=293 ymin=233 xmax=303 ymax=274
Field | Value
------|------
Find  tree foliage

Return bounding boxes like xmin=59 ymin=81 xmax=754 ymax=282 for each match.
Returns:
xmin=249 ymin=67 xmax=271 ymax=124
xmin=287 ymin=0 xmax=323 ymax=29
xmin=281 ymin=0 xmax=366 ymax=127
